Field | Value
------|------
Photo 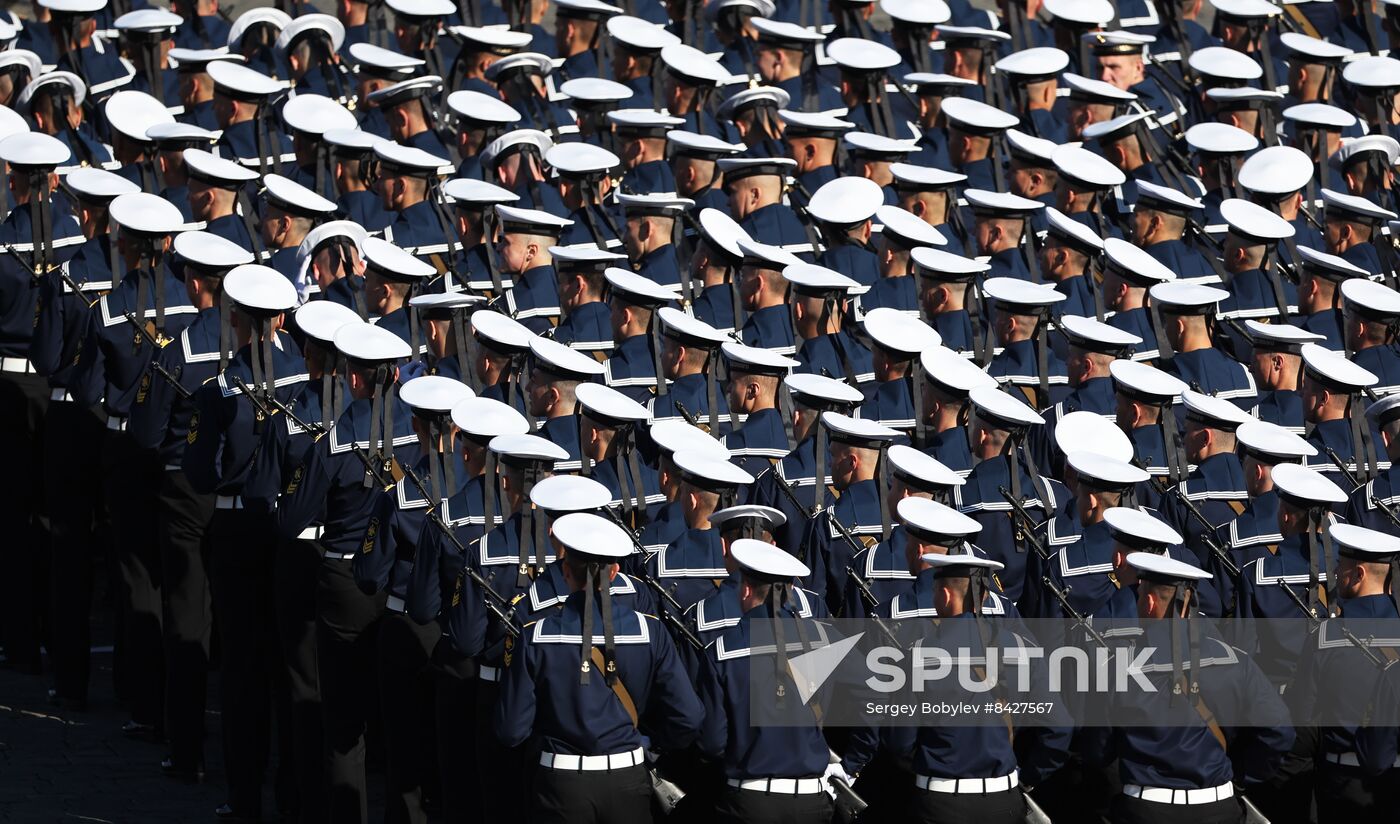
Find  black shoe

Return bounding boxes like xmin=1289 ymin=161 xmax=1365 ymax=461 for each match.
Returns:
xmin=161 ymin=757 xmax=205 ymax=783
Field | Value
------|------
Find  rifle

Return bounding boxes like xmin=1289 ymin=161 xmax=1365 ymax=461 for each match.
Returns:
xmin=229 ymin=372 xmax=396 ymax=488
xmin=1325 ymin=445 xmax=1365 ymax=493
xmin=123 ymin=310 xmax=191 ymax=400
xmin=1335 ymin=621 xmax=1399 ymax=672
xmin=598 ymin=505 xmax=705 ymax=651
xmin=1157 ymin=478 xmax=1244 ymax=582
xmin=674 ymin=400 xmax=718 ymax=438
xmin=1024 ymin=792 xmax=1053 ymax=824
xmin=673 ymin=400 xmax=701 ymax=428
xmin=399 ymin=462 xmax=522 ymax=638
xmin=1242 ymin=796 xmax=1270 ymax=824
xmin=843 ymin=564 xmax=904 ymax=647
xmin=829 ymin=775 xmax=867 ymax=824
xmin=998 ymin=486 xmax=1115 ymax=648
xmin=768 ymin=460 xmax=822 ymax=519
xmin=2 ymin=245 xmax=85 ymax=294
xmin=1044 ymin=574 xmax=1112 ymax=650
xmin=649 ymin=763 xmax=686 ymax=814
xmin=1272 ymin=558 xmax=1395 ymax=671
xmin=1368 ymin=491 xmax=1400 ymax=532
xmin=257 ymin=390 xmax=329 ymax=439
xmin=997 ymin=485 xmax=1052 ymax=561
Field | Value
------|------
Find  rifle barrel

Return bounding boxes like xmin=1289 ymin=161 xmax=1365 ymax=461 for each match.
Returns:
xmin=398 ymin=462 xmax=522 ymax=637
xmin=997 ymin=485 xmax=1051 ymax=560
xmin=843 ymin=566 xmax=902 ymax=647
xmin=1165 ymin=484 xmax=1242 ymax=580
xmin=1043 ymin=576 xmax=1110 ymax=649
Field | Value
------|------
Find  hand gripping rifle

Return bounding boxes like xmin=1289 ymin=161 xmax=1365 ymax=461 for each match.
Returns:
xmin=598 ymin=505 xmax=705 ymax=651
xmin=999 ymin=486 xmax=1111 ymax=649
xmin=826 ymin=751 xmax=869 ymax=824
xmin=398 ymin=461 xmax=522 ymax=638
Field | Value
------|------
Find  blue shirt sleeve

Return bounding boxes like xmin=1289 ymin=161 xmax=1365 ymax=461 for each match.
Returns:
xmin=276 ymin=439 xmax=333 ymax=538
xmin=493 ymin=626 xmax=539 ymax=749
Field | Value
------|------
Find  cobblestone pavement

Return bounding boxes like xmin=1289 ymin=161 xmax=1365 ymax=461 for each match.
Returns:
xmin=0 ymin=648 xmax=230 ymax=823
xmin=0 ymin=603 xmax=396 ymax=824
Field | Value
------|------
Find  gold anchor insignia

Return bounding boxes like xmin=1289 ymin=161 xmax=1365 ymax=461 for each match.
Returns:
xmin=147 ymin=322 xmax=165 ymax=345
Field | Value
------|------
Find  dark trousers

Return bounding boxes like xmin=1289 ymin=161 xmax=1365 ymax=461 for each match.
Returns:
xmin=0 ymin=371 xmax=49 ymax=673
xmin=43 ymin=398 xmax=105 ymax=700
xmin=1316 ymin=764 xmax=1400 ymax=824
xmin=849 ymin=751 xmax=913 ymax=824
xmin=159 ymin=470 xmax=214 ymax=769
xmin=102 ymin=429 xmax=164 ymax=726
xmin=316 ymin=557 xmax=385 ymax=824
xmin=908 ymin=787 xmax=1026 ymax=824
xmin=530 ymin=763 xmax=654 ymax=824
xmin=1110 ymin=794 xmax=1244 ymax=824
xmin=1029 ymin=746 xmax=1121 ymax=823
xmin=432 ymin=652 xmax=478 ymax=824
xmin=1252 ymin=724 xmax=1317 ymax=824
xmin=208 ymin=508 xmax=280 ymax=817
xmin=475 ymin=677 xmax=527 ymax=824
xmin=376 ymin=609 xmax=439 ymax=824
xmin=712 ymin=785 xmax=835 ymax=824
xmin=275 ymin=536 xmax=325 ymax=824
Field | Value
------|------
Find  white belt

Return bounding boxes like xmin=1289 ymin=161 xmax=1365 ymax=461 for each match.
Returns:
xmin=49 ymin=388 xmax=73 ymax=402
xmin=540 ymin=748 xmax=645 ymax=771
xmin=1124 ymin=782 xmax=1234 ymax=805
xmin=164 ymin=464 xmax=181 ymax=472
xmin=386 ymin=595 xmax=406 ymax=613
xmin=916 ymin=771 xmax=1019 ymax=794
xmin=297 ymin=526 xmax=324 ymax=541
xmin=323 ymin=550 xmax=355 ymax=560
xmin=728 ymin=777 xmax=827 ymax=795
xmin=216 ymin=495 xmax=245 ymax=510
xmin=1325 ymin=752 xmax=1400 ymax=769
xmin=478 ymin=665 xmax=500 ymax=682
xmin=106 ymin=416 xmax=127 ymax=431
xmin=0 ymin=357 xmax=34 ymax=373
